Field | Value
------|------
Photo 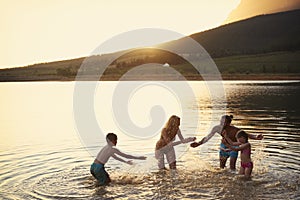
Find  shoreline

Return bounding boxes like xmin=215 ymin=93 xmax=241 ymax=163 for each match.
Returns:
xmin=0 ymin=74 xmax=299 ymax=82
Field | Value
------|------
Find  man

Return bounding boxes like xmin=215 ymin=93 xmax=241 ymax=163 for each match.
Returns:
xmin=190 ymin=115 xmax=263 ymax=170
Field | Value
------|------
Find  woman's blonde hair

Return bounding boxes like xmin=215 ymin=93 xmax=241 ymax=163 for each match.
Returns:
xmin=155 ymin=115 xmax=180 ymax=150
xmin=161 ymin=115 xmax=180 ymax=142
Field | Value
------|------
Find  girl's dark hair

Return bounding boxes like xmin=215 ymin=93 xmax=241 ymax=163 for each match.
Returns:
xmin=106 ymin=133 xmax=117 ymax=142
xmin=222 ymin=115 xmax=233 ymax=123
xmin=237 ymin=131 xmax=248 ymax=142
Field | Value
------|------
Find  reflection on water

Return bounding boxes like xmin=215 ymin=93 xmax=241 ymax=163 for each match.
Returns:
xmin=0 ymin=81 xmax=299 ymax=199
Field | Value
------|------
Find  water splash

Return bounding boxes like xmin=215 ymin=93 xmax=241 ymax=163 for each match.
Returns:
xmin=122 ymin=156 xmax=158 ymax=174
xmin=252 ymin=139 xmax=269 ymax=175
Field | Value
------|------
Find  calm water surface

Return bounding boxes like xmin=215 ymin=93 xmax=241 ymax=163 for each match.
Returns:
xmin=0 ymin=81 xmax=299 ymax=200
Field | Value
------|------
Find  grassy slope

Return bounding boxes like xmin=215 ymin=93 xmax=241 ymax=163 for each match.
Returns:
xmin=215 ymin=51 xmax=300 ymax=74
xmin=0 ymin=51 xmax=298 ymax=81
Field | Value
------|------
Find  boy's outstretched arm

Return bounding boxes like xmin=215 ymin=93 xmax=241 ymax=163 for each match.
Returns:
xmin=114 ymin=148 xmax=146 ymax=160
xmin=112 ymin=154 xmax=133 ymax=165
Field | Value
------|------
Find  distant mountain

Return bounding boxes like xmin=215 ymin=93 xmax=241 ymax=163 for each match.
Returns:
xmin=0 ymin=9 xmax=299 ymax=81
xmin=159 ymin=9 xmax=300 ymax=58
xmin=224 ymin=0 xmax=300 ymax=24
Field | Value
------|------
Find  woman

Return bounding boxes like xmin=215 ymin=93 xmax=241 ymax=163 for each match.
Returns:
xmin=155 ymin=115 xmax=196 ymax=170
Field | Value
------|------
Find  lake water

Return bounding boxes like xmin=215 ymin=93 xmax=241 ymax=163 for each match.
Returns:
xmin=0 ymin=81 xmax=299 ymax=200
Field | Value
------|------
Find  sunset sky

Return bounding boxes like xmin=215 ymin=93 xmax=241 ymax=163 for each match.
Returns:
xmin=0 ymin=0 xmax=241 ymax=69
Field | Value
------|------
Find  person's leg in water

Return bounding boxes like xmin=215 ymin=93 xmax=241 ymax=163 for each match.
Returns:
xmin=90 ymin=163 xmax=110 ymax=185
xmin=155 ymin=149 xmax=166 ymax=170
xmin=239 ymin=164 xmax=245 ymax=175
xmin=245 ymin=165 xmax=253 ymax=178
xmin=166 ymin=146 xmax=176 ymax=169
xmin=229 ymin=150 xmax=238 ymax=170
xmin=104 ymin=168 xmax=111 ymax=184
xmin=241 ymin=162 xmax=253 ymax=178
xmin=230 ymin=157 xmax=237 ymax=171
xmin=219 ymin=143 xmax=230 ymax=168
xmin=169 ymin=161 xmax=176 ymax=169
xmin=219 ymin=156 xmax=228 ymax=168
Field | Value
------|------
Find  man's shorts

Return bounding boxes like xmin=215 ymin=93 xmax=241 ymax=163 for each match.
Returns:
xmin=219 ymin=143 xmax=238 ymax=158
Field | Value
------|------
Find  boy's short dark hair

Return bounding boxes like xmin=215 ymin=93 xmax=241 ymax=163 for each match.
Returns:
xmin=106 ymin=133 xmax=117 ymax=142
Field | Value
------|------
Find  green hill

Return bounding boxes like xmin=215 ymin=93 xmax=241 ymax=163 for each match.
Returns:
xmin=0 ymin=9 xmax=299 ymax=81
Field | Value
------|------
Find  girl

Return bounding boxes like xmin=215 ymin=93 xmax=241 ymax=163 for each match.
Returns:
xmin=155 ymin=115 xmax=196 ymax=170
xmin=224 ymin=131 xmax=253 ymax=178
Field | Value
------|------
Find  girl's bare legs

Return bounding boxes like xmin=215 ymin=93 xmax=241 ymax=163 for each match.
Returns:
xmin=239 ymin=166 xmax=245 ymax=175
xmin=244 ymin=167 xmax=253 ymax=178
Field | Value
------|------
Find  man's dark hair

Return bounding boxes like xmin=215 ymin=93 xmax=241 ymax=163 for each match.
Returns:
xmin=222 ymin=115 xmax=233 ymax=123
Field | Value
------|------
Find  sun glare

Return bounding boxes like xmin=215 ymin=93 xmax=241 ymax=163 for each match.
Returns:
xmin=0 ymin=0 xmax=240 ymax=69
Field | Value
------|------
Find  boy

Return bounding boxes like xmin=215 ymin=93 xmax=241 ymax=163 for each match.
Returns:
xmin=90 ymin=133 xmax=146 ymax=185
